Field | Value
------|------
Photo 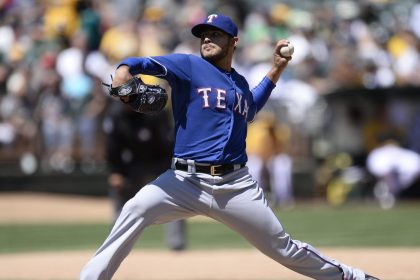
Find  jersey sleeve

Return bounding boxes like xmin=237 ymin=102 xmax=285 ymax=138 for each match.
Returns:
xmin=118 ymin=54 xmax=192 ymax=85
xmin=251 ymin=76 xmax=276 ymax=113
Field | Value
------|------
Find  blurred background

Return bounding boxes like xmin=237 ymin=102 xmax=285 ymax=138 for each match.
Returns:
xmin=0 ymin=0 xmax=420 ymax=210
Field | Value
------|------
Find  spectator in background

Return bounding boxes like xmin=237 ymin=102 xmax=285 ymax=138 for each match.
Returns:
xmin=247 ymin=112 xmax=294 ymax=208
xmin=1 ymin=63 xmax=37 ymax=162
xmin=367 ymin=133 xmax=420 ymax=209
xmin=35 ymin=70 xmax=74 ymax=173
xmin=0 ymin=115 xmax=15 ymax=149
xmin=56 ymin=31 xmax=105 ymax=170
xmin=99 ymin=19 xmax=139 ymax=64
xmin=76 ymin=0 xmax=102 ymax=52
xmin=102 ymin=101 xmax=186 ymax=251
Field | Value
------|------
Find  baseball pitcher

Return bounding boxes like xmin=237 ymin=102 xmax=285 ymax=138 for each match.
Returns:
xmin=81 ymin=14 xmax=380 ymax=280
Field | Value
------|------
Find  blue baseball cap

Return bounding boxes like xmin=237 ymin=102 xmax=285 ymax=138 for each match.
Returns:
xmin=191 ymin=14 xmax=238 ymax=38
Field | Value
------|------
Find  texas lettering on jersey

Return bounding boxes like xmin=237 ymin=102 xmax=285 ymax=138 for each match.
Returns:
xmin=197 ymin=87 xmax=249 ymax=119
xmin=118 ymin=54 xmax=275 ymax=163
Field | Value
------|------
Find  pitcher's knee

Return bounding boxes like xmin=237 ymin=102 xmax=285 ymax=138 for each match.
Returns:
xmin=121 ymin=192 xmax=163 ymax=221
xmin=122 ymin=198 xmax=146 ymax=217
xmin=259 ymin=231 xmax=299 ymax=262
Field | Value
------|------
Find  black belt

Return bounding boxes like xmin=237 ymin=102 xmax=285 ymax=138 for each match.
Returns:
xmin=174 ymin=162 xmax=245 ymax=176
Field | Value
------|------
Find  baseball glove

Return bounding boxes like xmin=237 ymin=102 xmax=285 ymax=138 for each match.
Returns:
xmin=103 ymin=77 xmax=168 ymax=114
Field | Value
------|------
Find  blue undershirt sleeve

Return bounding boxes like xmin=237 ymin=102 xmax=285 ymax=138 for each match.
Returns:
xmin=251 ymin=76 xmax=276 ymax=112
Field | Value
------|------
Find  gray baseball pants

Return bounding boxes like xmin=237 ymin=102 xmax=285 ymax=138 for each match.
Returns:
xmin=80 ymin=167 xmax=366 ymax=280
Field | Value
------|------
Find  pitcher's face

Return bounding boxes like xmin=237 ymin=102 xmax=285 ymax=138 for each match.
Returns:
xmin=200 ymin=29 xmax=235 ymax=63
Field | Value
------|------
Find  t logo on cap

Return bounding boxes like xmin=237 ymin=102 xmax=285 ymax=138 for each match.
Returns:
xmin=206 ymin=14 xmax=218 ymax=23
xmin=191 ymin=14 xmax=238 ymax=38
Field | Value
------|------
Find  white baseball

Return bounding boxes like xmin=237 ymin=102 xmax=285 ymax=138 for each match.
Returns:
xmin=279 ymin=43 xmax=294 ymax=57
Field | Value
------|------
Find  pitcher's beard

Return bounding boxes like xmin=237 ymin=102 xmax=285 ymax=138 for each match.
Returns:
xmin=201 ymin=48 xmax=228 ymax=64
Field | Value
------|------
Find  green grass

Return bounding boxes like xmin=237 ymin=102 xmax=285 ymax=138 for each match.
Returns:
xmin=1 ymin=202 xmax=419 ymax=253
xmin=277 ymin=203 xmax=420 ymax=246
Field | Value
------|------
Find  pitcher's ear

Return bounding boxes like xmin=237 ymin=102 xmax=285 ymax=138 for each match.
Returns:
xmin=233 ymin=37 xmax=239 ymax=47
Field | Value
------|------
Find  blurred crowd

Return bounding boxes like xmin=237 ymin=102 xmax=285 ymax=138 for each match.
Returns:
xmin=0 ymin=0 xmax=419 ymax=202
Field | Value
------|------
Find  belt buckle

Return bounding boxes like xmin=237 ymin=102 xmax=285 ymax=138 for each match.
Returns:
xmin=210 ymin=165 xmax=223 ymax=176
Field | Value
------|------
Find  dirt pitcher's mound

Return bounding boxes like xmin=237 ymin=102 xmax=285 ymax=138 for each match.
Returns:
xmin=0 ymin=192 xmax=112 ymax=223
xmin=0 ymin=248 xmax=419 ymax=280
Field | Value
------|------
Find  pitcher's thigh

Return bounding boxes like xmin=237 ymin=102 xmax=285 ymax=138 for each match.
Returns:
xmin=122 ymin=184 xmax=191 ymax=224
